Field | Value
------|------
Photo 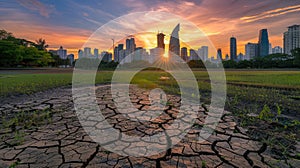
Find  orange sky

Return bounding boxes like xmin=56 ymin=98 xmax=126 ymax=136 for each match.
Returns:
xmin=1 ymin=0 xmax=299 ymax=59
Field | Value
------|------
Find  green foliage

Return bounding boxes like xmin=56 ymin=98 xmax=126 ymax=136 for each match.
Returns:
xmin=292 ymin=48 xmax=300 ymax=68
xmin=221 ymin=51 xmax=300 ymax=69
xmin=0 ymin=29 xmax=54 ymax=67
xmin=258 ymin=104 xmax=274 ymax=121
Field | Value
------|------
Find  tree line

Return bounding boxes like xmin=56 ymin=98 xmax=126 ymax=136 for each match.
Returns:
xmin=0 ymin=30 xmax=68 ymax=67
xmin=188 ymin=48 xmax=300 ymax=69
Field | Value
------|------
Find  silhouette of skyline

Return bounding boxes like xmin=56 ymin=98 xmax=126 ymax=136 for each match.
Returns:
xmin=1 ymin=0 xmax=299 ymax=57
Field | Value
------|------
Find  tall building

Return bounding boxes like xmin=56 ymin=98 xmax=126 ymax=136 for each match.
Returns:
xmin=269 ymin=43 xmax=272 ymax=54
xmin=84 ymin=47 xmax=91 ymax=57
xmin=57 ymin=46 xmax=67 ymax=59
xmin=114 ymin=44 xmax=124 ymax=62
xmin=129 ymin=38 xmax=136 ymax=53
xmin=284 ymin=25 xmax=300 ymax=55
xmin=181 ymin=47 xmax=188 ymax=61
xmin=78 ymin=49 xmax=83 ymax=59
xmin=94 ymin=48 xmax=99 ymax=57
xmin=245 ymin=43 xmax=258 ymax=60
xmin=113 ymin=46 xmax=119 ymax=62
xmin=67 ymin=54 xmax=74 ymax=65
xmin=272 ymin=46 xmax=283 ymax=54
xmin=230 ymin=37 xmax=237 ymax=60
xmin=157 ymin=33 xmax=165 ymax=49
xmin=190 ymin=49 xmax=198 ymax=61
xmin=258 ymin=29 xmax=269 ymax=57
xmin=225 ymin=54 xmax=229 ymax=60
xmin=169 ymin=24 xmax=180 ymax=58
xmin=198 ymin=46 xmax=208 ymax=61
xmin=217 ymin=48 xmax=222 ymax=60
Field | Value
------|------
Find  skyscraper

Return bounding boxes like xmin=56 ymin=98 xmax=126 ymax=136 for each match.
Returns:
xmin=190 ymin=49 xmax=198 ymax=60
xmin=258 ymin=29 xmax=269 ymax=57
xmin=169 ymin=24 xmax=180 ymax=58
xmin=217 ymin=48 xmax=222 ymax=60
xmin=245 ymin=43 xmax=258 ymax=60
xmin=78 ymin=49 xmax=83 ymax=59
xmin=94 ymin=48 xmax=99 ymax=57
xmin=272 ymin=46 xmax=283 ymax=54
xmin=57 ymin=46 xmax=67 ymax=59
xmin=129 ymin=38 xmax=136 ymax=53
xmin=84 ymin=47 xmax=91 ymax=57
xmin=230 ymin=37 xmax=237 ymax=60
xmin=181 ymin=47 xmax=188 ymax=61
xmin=284 ymin=25 xmax=300 ymax=55
xmin=157 ymin=33 xmax=165 ymax=49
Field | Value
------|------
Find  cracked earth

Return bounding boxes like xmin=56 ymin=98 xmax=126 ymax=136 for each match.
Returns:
xmin=0 ymin=85 xmax=299 ymax=168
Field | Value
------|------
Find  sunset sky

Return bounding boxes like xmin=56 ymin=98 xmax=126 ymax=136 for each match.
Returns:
xmin=1 ymin=0 xmax=300 ymax=58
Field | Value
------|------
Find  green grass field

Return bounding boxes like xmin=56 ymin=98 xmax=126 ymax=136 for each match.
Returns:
xmin=0 ymin=69 xmax=299 ymax=160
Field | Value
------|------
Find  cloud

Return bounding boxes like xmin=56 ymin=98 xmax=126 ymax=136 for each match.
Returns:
xmin=241 ymin=4 xmax=300 ymax=22
xmin=16 ymin=0 xmax=54 ymax=18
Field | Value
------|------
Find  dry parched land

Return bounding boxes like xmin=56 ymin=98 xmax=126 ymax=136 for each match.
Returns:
xmin=0 ymin=69 xmax=299 ymax=167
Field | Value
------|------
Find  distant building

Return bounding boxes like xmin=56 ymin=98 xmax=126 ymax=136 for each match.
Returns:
xmin=217 ymin=48 xmax=222 ymax=60
xmin=272 ymin=46 xmax=283 ymax=54
xmin=237 ymin=53 xmax=244 ymax=61
xmin=78 ymin=49 xmax=83 ymax=59
xmin=157 ymin=33 xmax=165 ymax=49
xmin=181 ymin=47 xmax=188 ymax=61
xmin=101 ymin=51 xmax=112 ymax=62
xmin=284 ymin=25 xmax=300 ymax=55
xmin=57 ymin=46 xmax=67 ymax=59
xmin=94 ymin=48 xmax=99 ymax=57
xmin=169 ymin=24 xmax=180 ymax=59
xmin=269 ymin=43 xmax=272 ymax=54
xmin=67 ymin=54 xmax=74 ymax=65
xmin=84 ymin=47 xmax=91 ymax=57
xmin=225 ymin=54 xmax=229 ymax=60
xmin=245 ymin=43 xmax=258 ymax=60
xmin=197 ymin=46 xmax=208 ymax=61
xmin=258 ymin=29 xmax=269 ymax=57
xmin=189 ymin=49 xmax=198 ymax=61
xmin=230 ymin=37 xmax=237 ymax=60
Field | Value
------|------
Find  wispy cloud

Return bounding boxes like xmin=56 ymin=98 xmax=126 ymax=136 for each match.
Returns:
xmin=16 ymin=0 xmax=54 ymax=18
xmin=241 ymin=4 xmax=300 ymax=22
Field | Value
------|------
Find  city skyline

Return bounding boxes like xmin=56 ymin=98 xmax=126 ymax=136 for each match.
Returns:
xmin=1 ymin=0 xmax=299 ymax=58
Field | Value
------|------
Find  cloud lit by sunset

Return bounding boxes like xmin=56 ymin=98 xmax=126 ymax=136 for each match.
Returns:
xmin=1 ymin=0 xmax=299 ymax=58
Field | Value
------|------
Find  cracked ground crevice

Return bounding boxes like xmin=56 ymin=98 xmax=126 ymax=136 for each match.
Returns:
xmin=0 ymin=85 xmax=298 ymax=168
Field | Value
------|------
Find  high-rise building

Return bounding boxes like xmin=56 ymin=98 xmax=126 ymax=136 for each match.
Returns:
xmin=169 ymin=24 xmax=180 ymax=58
xmin=245 ymin=43 xmax=258 ymax=60
xmin=237 ymin=53 xmax=244 ymax=61
xmin=230 ymin=37 xmax=237 ymax=60
xmin=157 ymin=33 xmax=165 ymax=49
xmin=198 ymin=46 xmax=208 ymax=61
xmin=67 ymin=54 xmax=74 ymax=65
xmin=113 ymin=46 xmax=119 ymax=62
xmin=269 ymin=43 xmax=272 ymax=54
xmin=217 ymin=48 xmax=222 ymax=60
xmin=181 ymin=47 xmax=188 ymax=61
xmin=78 ymin=49 xmax=83 ymax=59
xmin=129 ymin=38 xmax=136 ymax=53
xmin=57 ymin=46 xmax=67 ymax=59
xmin=284 ymin=25 xmax=300 ymax=55
xmin=272 ymin=46 xmax=283 ymax=54
xmin=190 ymin=49 xmax=198 ymax=61
xmin=94 ymin=48 xmax=99 ymax=57
xmin=225 ymin=54 xmax=229 ymax=60
xmin=84 ymin=47 xmax=91 ymax=57
xmin=258 ymin=29 xmax=269 ymax=57
xmin=114 ymin=44 xmax=124 ymax=62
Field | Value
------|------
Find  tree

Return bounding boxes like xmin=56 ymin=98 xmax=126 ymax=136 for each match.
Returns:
xmin=292 ymin=48 xmax=300 ymax=68
xmin=0 ymin=30 xmax=13 ymax=40
xmin=35 ymin=38 xmax=49 ymax=51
